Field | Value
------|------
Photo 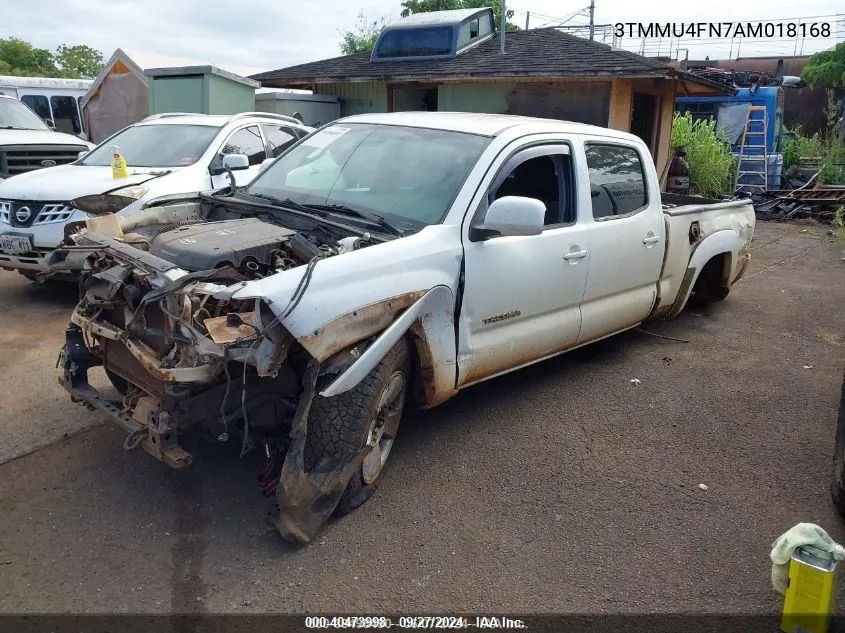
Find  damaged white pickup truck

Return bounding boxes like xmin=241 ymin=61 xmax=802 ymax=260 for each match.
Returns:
xmin=54 ymin=112 xmax=755 ymax=543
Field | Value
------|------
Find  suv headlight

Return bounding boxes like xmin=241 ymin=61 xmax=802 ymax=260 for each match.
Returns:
xmin=72 ymin=185 xmax=149 ymax=215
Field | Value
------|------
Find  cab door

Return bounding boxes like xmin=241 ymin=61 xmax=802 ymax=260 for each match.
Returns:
xmin=576 ymin=141 xmax=665 ymax=344
xmin=457 ymin=142 xmax=590 ymax=387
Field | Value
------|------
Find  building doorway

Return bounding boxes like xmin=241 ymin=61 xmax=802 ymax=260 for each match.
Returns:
xmin=631 ymin=92 xmax=658 ymax=153
xmin=391 ymin=86 xmax=438 ymax=112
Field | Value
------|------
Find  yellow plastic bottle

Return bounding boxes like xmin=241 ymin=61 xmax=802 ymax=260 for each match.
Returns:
xmin=111 ymin=145 xmax=129 ymax=179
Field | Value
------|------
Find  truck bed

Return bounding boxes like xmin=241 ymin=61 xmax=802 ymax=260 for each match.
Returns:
xmin=653 ymin=195 xmax=756 ymax=319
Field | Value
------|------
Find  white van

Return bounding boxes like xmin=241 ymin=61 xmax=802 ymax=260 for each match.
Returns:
xmin=0 ymin=76 xmax=92 ymax=140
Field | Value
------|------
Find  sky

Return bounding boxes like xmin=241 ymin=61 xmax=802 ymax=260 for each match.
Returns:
xmin=2 ymin=0 xmax=842 ymax=74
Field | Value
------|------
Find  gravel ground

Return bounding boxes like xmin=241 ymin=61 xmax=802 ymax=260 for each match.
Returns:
xmin=0 ymin=221 xmax=842 ymax=615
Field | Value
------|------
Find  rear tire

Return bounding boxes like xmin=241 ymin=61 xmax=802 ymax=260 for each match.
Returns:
xmin=689 ymin=257 xmax=730 ymax=306
xmin=306 ymin=339 xmax=410 ymax=517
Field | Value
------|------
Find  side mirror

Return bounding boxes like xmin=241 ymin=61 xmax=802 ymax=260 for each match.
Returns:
xmin=470 ymin=196 xmax=545 ymax=241
xmin=45 ymin=119 xmax=56 ymax=130
xmin=77 ymin=150 xmax=89 ymax=159
xmin=222 ymin=154 xmax=249 ymax=171
xmin=259 ymin=157 xmax=275 ymax=172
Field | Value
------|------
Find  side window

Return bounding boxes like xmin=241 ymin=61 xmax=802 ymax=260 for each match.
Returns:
xmin=221 ymin=125 xmax=266 ymax=165
xmin=261 ymin=124 xmax=298 ymax=158
xmin=50 ymin=95 xmax=82 ymax=134
xmin=21 ymin=95 xmax=51 ymax=123
xmin=490 ymin=152 xmax=574 ymax=226
xmin=585 ymin=143 xmax=648 ymax=219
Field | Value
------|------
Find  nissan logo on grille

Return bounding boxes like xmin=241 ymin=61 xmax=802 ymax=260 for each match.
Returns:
xmin=15 ymin=206 xmax=32 ymax=223
xmin=40 ymin=159 xmax=57 ymax=167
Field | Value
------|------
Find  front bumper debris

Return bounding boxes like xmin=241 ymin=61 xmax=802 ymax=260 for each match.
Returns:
xmin=59 ymin=324 xmax=193 ymax=468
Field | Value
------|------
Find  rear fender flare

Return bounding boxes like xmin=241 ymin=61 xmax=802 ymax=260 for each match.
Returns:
xmin=671 ymin=230 xmax=739 ymax=316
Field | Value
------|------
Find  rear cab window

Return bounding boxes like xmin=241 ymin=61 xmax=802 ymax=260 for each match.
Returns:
xmin=585 ymin=143 xmax=648 ymax=219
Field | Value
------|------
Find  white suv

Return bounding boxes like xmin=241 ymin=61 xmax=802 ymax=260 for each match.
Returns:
xmin=0 ymin=111 xmax=312 ymax=278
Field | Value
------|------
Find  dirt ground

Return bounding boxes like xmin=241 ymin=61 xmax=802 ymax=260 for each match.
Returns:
xmin=0 ymin=220 xmax=842 ymax=615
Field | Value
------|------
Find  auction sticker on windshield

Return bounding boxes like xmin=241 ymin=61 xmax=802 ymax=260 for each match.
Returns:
xmin=303 ymin=126 xmax=351 ymax=153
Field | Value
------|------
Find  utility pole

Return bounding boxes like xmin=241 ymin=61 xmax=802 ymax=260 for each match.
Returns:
xmin=525 ymin=11 xmax=530 ymax=30
xmin=588 ymin=0 xmax=595 ymax=40
xmin=501 ymin=0 xmax=507 ymax=53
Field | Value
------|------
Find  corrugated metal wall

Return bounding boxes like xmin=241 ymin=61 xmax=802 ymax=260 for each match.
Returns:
xmin=314 ymin=82 xmax=387 ymax=117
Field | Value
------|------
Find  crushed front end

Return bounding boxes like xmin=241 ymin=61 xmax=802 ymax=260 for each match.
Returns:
xmin=58 ymin=234 xmax=304 ymax=470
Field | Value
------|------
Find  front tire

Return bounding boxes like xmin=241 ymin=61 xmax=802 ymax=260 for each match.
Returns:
xmin=306 ymin=339 xmax=410 ymax=516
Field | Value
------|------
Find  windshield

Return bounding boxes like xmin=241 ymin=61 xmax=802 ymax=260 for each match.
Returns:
xmin=0 ymin=98 xmax=50 ymax=131
xmin=246 ymin=123 xmax=490 ymax=229
xmin=81 ymin=123 xmax=220 ymax=168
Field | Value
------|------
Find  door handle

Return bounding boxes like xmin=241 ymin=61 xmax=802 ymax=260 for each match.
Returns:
xmin=563 ymin=249 xmax=588 ymax=260
xmin=642 ymin=236 xmax=661 ymax=245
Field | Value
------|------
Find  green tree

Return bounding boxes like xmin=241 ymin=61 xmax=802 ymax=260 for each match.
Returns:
xmin=801 ymin=42 xmax=845 ymax=89
xmin=400 ymin=0 xmax=519 ymax=31
xmin=0 ymin=37 xmax=57 ymax=76
xmin=339 ymin=11 xmax=388 ymax=55
xmin=54 ymin=44 xmax=104 ymax=79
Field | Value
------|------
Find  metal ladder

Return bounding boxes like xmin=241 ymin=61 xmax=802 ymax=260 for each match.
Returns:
xmin=734 ymin=105 xmax=768 ymax=194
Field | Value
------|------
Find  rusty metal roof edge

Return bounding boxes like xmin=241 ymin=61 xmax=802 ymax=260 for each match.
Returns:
xmin=671 ymin=68 xmax=737 ymax=95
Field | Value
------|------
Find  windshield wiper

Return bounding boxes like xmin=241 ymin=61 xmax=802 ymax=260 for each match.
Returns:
xmin=299 ymin=203 xmax=404 ymax=236
xmin=239 ymin=194 xmax=403 ymax=237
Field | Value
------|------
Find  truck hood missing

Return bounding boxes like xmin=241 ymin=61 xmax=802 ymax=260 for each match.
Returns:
xmin=56 ymin=197 xmax=460 ymax=542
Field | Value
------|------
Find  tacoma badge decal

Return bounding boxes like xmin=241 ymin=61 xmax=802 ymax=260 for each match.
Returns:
xmin=482 ymin=310 xmax=521 ymax=325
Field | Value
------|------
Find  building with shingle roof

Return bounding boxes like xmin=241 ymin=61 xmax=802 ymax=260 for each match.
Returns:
xmin=253 ymin=12 xmax=732 ymax=182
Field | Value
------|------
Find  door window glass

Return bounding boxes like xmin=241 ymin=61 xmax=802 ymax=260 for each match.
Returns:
xmin=491 ymin=153 xmax=575 ymax=226
xmin=585 ymin=143 xmax=648 ymax=219
xmin=260 ymin=124 xmax=298 ymax=158
xmin=221 ymin=125 xmax=266 ymax=165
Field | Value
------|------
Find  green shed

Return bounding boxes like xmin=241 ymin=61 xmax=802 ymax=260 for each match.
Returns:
xmin=145 ymin=65 xmax=258 ymax=115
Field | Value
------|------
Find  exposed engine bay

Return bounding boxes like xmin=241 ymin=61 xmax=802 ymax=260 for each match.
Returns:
xmin=56 ymin=195 xmax=378 ymax=279
xmin=55 ymin=196 xmax=398 ymax=544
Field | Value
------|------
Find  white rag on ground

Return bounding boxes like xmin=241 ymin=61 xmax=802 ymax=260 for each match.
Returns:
xmin=770 ymin=522 xmax=845 ymax=594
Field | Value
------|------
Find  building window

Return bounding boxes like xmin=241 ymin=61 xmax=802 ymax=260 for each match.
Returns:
xmin=585 ymin=143 xmax=648 ymax=219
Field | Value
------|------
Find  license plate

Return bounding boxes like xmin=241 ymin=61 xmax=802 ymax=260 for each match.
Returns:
xmin=0 ymin=234 xmax=33 ymax=255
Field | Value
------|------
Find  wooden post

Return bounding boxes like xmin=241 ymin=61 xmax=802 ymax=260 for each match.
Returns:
xmin=607 ymin=79 xmax=633 ymax=131
xmin=653 ymin=80 xmax=678 ymax=190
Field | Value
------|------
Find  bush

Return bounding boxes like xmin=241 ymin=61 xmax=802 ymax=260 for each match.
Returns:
xmin=671 ymin=113 xmax=736 ymax=197
xmin=818 ymin=137 xmax=845 ymax=185
xmin=783 ymin=127 xmax=826 ymax=169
